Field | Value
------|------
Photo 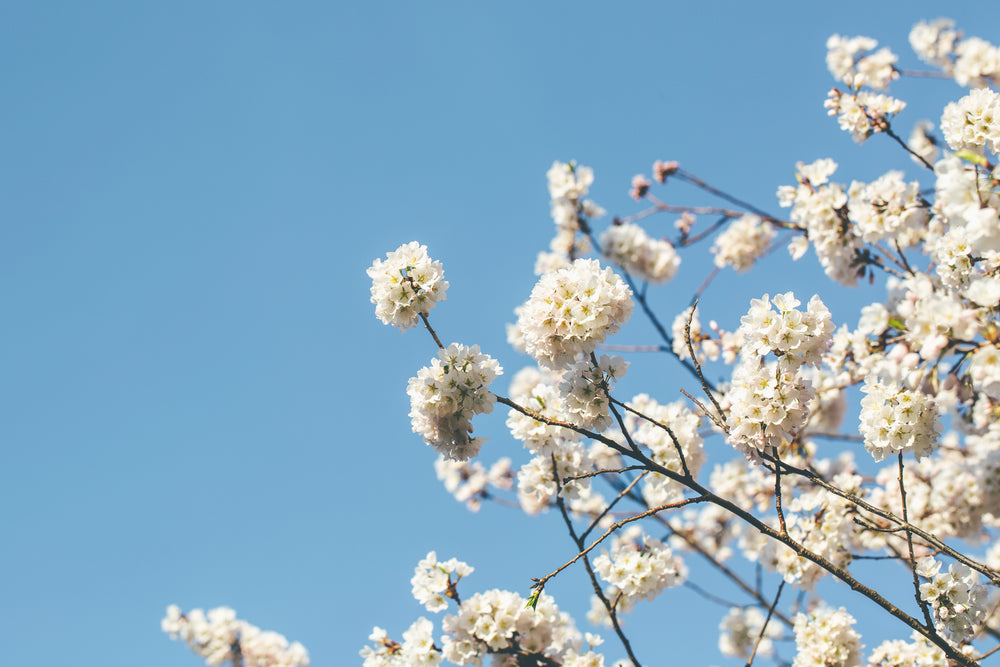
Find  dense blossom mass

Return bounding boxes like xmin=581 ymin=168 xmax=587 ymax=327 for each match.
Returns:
xmin=368 ymin=242 xmax=449 ymax=331
xmin=512 ymin=258 xmax=634 ymax=370
xmin=599 ymin=222 xmax=680 ymax=284
xmin=162 ymin=606 xmax=309 ymax=667
xmin=408 ymin=343 xmax=502 ymax=461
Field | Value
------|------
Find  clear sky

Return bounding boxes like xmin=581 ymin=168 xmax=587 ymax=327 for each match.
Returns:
xmin=3 ymin=2 xmax=998 ymax=666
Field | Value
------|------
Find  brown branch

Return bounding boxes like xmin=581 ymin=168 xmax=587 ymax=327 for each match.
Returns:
xmin=418 ymin=311 xmax=445 ymax=350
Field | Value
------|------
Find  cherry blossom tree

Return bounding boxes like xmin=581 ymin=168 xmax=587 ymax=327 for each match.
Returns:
xmin=166 ymin=17 xmax=1000 ymax=667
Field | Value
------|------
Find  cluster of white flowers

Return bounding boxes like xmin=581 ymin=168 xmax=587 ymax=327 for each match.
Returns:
xmin=778 ymin=159 xmax=862 ymax=286
xmin=368 ymin=242 xmax=449 ymax=331
xmin=598 ymin=222 xmax=680 ymax=284
xmin=542 ymin=161 xmax=605 ymax=271
xmin=930 ymin=156 xmax=1000 ymax=300
xmin=909 ymin=19 xmax=1000 ymax=87
xmin=917 ymin=557 xmax=989 ymax=643
xmin=711 ymin=214 xmax=776 ymax=272
xmin=505 ymin=366 xmax=580 ymax=455
xmin=162 ymin=606 xmax=309 ymax=667
xmin=934 ymin=227 xmax=975 ymax=288
xmin=516 ymin=439 xmax=598 ymax=515
xmin=825 ymin=89 xmax=906 ymax=144
xmin=792 ymin=607 xmax=863 ymax=667
xmin=970 ymin=344 xmax=1000 ymax=399
xmin=366 ymin=553 xmax=611 ymax=667
xmin=738 ymin=292 xmax=834 ymax=365
xmin=548 ymin=160 xmax=595 ymax=201
xmin=887 ymin=274 xmax=983 ymax=359
xmin=859 ymin=375 xmax=940 ymax=462
xmin=725 ymin=293 xmax=834 ymax=457
xmin=411 ymin=551 xmax=475 ymax=613
xmin=940 ymin=87 xmax=1000 ymax=156
xmin=512 ymin=259 xmax=633 ymax=370
xmin=360 ymin=618 xmax=440 ymax=667
xmin=866 ymin=631 xmax=947 ymax=667
xmin=441 ymin=589 xmax=594 ymax=666
xmin=592 ymin=526 xmax=686 ymax=603
xmin=717 ymin=606 xmax=779 ymax=660
xmin=558 ymin=354 xmax=628 ymax=431
xmin=826 ymin=34 xmax=898 ymax=90
xmin=847 ymin=171 xmax=927 ymax=245
xmin=434 ymin=455 xmax=513 ymax=512
xmin=407 ymin=343 xmax=502 ymax=461
xmin=954 ymin=37 xmax=1000 ymax=88
xmin=909 ymin=19 xmax=960 ymax=72
xmin=727 ymin=360 xmax=812 ymax=458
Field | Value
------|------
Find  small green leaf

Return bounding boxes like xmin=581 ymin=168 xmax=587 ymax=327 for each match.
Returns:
xmin=525 ymin=589 xmax=540 ymax=610
xmin=955 ymin=149 xmax=989 ymax=167
xmin=887 ymin=316 xmax=906 ymax=331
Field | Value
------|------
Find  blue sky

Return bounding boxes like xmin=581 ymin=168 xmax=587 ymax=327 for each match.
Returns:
xmin=2 ymin=3 xmax=998 ymax=666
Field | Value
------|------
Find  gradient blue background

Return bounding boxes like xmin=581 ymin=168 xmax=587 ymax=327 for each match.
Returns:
xmin=3 ymin=3 xmax=997 ymax=665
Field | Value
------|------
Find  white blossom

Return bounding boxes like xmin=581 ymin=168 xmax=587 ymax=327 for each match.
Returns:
xmin=163 ymin=606 xmax=309 ymax=667
xmin=859 ymin=375 xmax=940 ymax=462
xmin=940 ymin=88 xmax=1000 ymax=155
xmin=411 ymin=551 xmax=474 ymax=613
xmin=826 ymin=34 xmax=898 ymax=90
xmin=593 ymin=527 xmax=686 ymax=602
xmin=368 ymin=242 xmax=449 ymax=331
xmin=792 ymin=607 xmax=863 ymax=667
xmin=826 ymin=89 xmax=906 ymax=143
xmin=407 ymin=343 xmax=502 ymax=461
xmin=712 ymin=214 xmax=776 ymax=272
xmin=599 ymin=223 xmax=680 ymax=284
xmin=513 ymin=259 xmax=633 ymax=370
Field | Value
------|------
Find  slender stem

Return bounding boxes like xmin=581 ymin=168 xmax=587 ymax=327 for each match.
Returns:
xmin=881 ymin=122 xmax=934 ymax=171
xmin=532 ymin=495 xmax=706 ymax=594
xmin=746 ymin=580 xmax=785 ymax=667
xmin=774 ymin=454 xmax=787 ymax=537
xmin=674 ymin=169 xmax=779 ymax=220
xmin=899 ymin=453 xmax=936 ymax=629
xmin=418 ymin=312 xmax=445 ymax=349
xmin=580 ymin=471 xmax=649 ymax=542
xmin=609 ymin=396 xmax=690 ymax=478
xmin=685 ymin=300 xmax=728 ymax=427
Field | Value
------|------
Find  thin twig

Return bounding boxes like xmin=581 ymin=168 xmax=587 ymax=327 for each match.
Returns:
xmin=899 ymin=453 xmax=936 ymax=629
xmin=746 ymin=580 xmax=785 ymax=667
xmin=609 ymin=396 xmax=691 ymax=478
xmin=580 ymin=471 xmax=649 ymax=542
xmin=685 ymin=300 xmax=728 ymax=428
xmin=674 ymin=169 xmax=779 ymax=220
xmin=418 ymin=312 xmax=445 ymax=349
